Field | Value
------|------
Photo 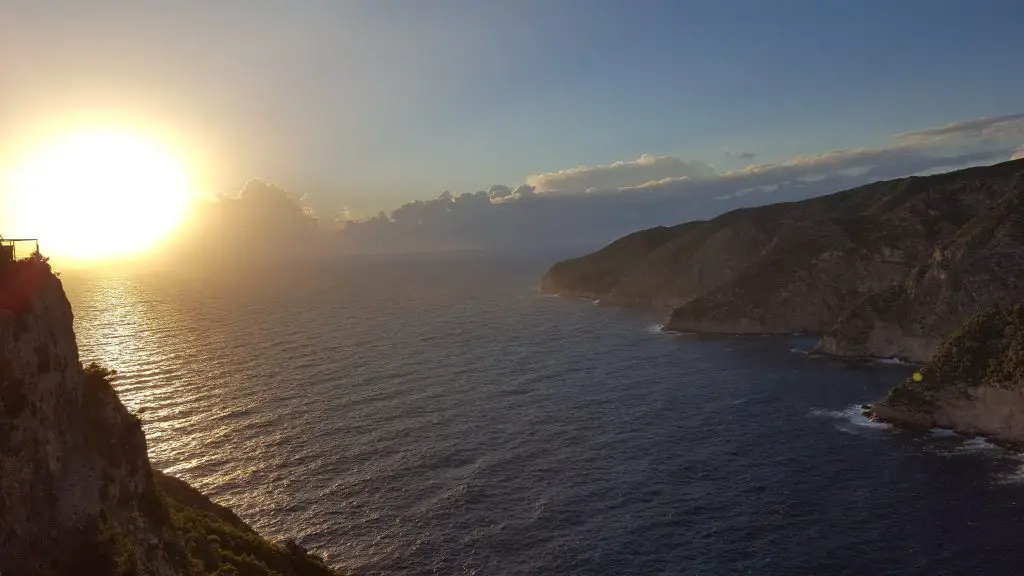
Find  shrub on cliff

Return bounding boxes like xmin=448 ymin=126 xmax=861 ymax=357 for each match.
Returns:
xmin=882 ymin=305 xmax=1024 ymax=409
xmin=75 ymin=362 xmax=339 ymax=575
xmin=155 ymin=471 xmax=338 ymax=576
xmin=924 ymin=305 xmax=1024 ymax=388
xmin=84 ymin=361 xmax=119 ymax=381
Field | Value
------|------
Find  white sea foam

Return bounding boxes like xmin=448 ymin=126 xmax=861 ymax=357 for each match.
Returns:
xmin=923 ymin=432 xmax=1010 ymax=464
xmin=995 ymin=460 xmax=1024 ymax=485
xmin=809 ymin=405 xmax=891 ymax=433
xmin=927 ymin=435 xmax=1001 ymax=454
xmin=919 ymin=435 xmax=1024 ymax=485
xmin=958 ymin=437 xmax=1002 ymax=453
xmin=646 ymin=324 xmax=665 ymax=334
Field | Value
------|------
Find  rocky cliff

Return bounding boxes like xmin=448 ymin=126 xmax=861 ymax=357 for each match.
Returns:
xmin=0 ymin=256 xmax=337 ymax=576
xmin=867 ymin=305 xmax=1024 ymax=443
xmin=541 ymin=159 xmax=1024 ymax=361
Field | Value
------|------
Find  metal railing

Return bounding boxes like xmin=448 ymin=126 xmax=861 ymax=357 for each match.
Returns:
xmin=0 ymin=238 xmax=40 ymax=261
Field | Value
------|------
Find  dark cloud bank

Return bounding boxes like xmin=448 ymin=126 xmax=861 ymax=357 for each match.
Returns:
xmin=335 ymin=114 xmax=1023 ymax=252
xmin=178 ymin=114 xmax=1024 ymax=256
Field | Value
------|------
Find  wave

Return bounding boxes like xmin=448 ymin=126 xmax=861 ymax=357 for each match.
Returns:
xmin=995 ymin=459 xmax=1024 ymax=485
xmin=959 ymin=437 xmax=1003 ymax=453
xmin=862 ymin=355 xmax=924 ymax=367
xmin=809 ymin=405 xmax=891 ymax=433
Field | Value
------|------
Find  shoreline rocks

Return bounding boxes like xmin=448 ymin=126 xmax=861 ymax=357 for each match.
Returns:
xmin=865 ymin=306 xmax=1024 ymax=444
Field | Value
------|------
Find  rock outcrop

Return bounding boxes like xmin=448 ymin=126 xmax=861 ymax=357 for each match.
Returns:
xmin=541 ymin=159 xmax=1024 ymax=361
xmin=867 ymin=305 xmax=1024 ymax=443
xmin=0 ymin=256 xmax=337 ymax=576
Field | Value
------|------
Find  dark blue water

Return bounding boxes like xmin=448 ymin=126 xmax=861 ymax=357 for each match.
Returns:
xmin=61 ymin=252 xmax=1024 ymax=575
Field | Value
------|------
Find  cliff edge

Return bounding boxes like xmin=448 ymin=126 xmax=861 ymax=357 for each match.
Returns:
xmin=541 ymin=159 xmax=1024 ymax=361
xmin=0 ymin=256 xmax=337 ymax=576
xmin=867 ymin=305 xmax=1024 ymax=443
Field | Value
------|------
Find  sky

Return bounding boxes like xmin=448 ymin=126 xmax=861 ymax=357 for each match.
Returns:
xmin=3 ymin=0 xmax=1024 ymax=232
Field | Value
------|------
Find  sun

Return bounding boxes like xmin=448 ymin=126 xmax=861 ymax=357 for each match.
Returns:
xmin=9 ymin=129 xmax=194 ymax=261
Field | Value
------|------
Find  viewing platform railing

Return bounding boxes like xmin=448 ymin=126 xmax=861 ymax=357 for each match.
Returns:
xmin=0 ymin=239 xmax=41 ymax=261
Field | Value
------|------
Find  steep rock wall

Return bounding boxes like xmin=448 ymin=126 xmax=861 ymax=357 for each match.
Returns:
xmin=0 ymin=259 xmax=338 ymax=576
xmin=543 ymin=159 xmax=1024 ymax=362
xmin=0 ymin=260 xmax=184 ymax=575
xmin=868 ymin=305 xmax=1024 ymax=442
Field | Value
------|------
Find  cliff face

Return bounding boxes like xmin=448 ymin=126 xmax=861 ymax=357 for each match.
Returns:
xmin=819 ymin=177 xmax=1024 ymax=360
xmin=541 ymin=159 xmax=1024 ymax=361
xmin=867 ymin=305 xmax=1024 ymax=442
xmin=0 ymin=259 xmax=183 ymax=575
xmin=0 ymin=258 xmax=336 ymax=576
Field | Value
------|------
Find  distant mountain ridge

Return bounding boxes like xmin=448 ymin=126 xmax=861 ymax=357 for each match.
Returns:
xmin=541 ymin=159 xmax=1024 ymax=362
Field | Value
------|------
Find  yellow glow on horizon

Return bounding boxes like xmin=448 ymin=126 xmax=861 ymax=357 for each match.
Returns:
xmin=9 ymin=129 xmax=195 ymax=262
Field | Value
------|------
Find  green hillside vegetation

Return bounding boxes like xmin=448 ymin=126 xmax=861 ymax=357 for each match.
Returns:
xmin=884 ymin=305 xmax=1024 ymax=409
xmin=158 ymin=471 xmax=337 ymax=576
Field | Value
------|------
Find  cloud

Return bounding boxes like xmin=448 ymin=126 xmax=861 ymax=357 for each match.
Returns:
xmin=334 ymin=207 xmax=365 ymax=226
xmin=525 ymin=154 xmax=716 ymax=194
xmin=1012 ymin=146 xmax=1024 ymax=161
xmin=179 ymin=178 xmax=319 ymax=249
xmin=726 ymin=151 xmax=758 ymax=161
xmin=519 ymin=114 xmax=1024 ymax=198
xmin=338 ymin=113 xmax=1024 ymax=253
xmin=487 ymin=184 xmax=512 ymax=199
xmin=892 ymin=113 xmax=1024 ymax=146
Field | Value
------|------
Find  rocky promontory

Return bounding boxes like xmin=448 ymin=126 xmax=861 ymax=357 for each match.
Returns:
xmin=542 ymin=159 xmax=1024 ymax=361
xmin=0 ymin=256 xmax=337 ymax=576
xmin=867 ymin=305 xmax=1024 ymax=442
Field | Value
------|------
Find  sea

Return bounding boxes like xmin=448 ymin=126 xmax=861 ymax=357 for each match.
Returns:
xmin=60 ymin=251 xmax=1024 ymax=576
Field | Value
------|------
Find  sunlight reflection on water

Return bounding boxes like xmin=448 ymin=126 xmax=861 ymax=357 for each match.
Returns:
xmin=59 ymin=256 xmax=1024 ymax=576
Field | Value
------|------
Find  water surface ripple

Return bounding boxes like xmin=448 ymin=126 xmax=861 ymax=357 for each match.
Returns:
xmin=62 ymin=254 xmax=1024 ymax=575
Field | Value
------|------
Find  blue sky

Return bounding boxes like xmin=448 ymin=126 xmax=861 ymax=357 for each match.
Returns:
xmin=3 ymin=0 xmax=1023 ymax=217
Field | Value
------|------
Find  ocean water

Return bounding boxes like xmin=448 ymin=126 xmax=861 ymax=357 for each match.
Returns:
xmin=60 ymin=252 xmax=1024 ymax=575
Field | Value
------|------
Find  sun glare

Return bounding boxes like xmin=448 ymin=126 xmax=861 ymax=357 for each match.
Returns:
xmin=10 ymin=130 xmax=194 ymax=261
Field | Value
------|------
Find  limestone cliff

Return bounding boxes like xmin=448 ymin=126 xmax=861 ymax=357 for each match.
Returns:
xmin=0 ymin=256 xmax=337 ymax=576
xmin=867 ymin=305 xmax=1024 ymax=443
xmin=541 ymin=159 xmax=1024 ymax=361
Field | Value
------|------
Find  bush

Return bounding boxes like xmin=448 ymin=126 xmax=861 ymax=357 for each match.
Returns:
xmin=154 ymin=471 xmax=340 ymax=576
xmin=925 ymin=305 xmax=1024 ymax=388
xmin=84 ymin=362 xmax=119 ymax=382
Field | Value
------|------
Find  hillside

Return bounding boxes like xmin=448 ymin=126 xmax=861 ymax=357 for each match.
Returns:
xmin=867 ymin=305 xmax=1024 ymax=442
xmin=541 ymin=159 xmax=1024 ymax=361
xmin=0 ymin=256 xmax=338 ymax=576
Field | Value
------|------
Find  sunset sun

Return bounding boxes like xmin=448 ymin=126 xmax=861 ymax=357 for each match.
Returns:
xmin=10 ymin=130 xmax=194 ymax=261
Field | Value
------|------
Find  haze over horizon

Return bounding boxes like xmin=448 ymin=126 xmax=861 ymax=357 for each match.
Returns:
xmin=3 ymin=0 xmax=1024 ymax=253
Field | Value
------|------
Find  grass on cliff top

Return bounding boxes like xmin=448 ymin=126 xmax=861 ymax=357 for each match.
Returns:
xmin=884 ymin=305 xmax=1024 ymax=407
